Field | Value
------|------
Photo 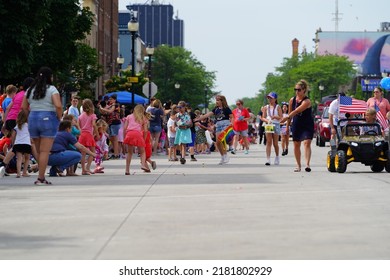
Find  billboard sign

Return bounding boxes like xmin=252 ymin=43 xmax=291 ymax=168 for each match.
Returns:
xmin=317 ymin=32 xmax=390 ymax=75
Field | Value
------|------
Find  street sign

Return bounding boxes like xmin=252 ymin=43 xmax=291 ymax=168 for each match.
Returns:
xmin=129 ymin=76 xmax=139 ymax=83
xmin=142 ymin=82 xmax=158 ymax=97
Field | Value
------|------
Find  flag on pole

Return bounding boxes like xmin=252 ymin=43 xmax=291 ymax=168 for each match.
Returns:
xmin=374 ymin=104 xmax=389 ymax=131
xmin=339 ymin=96 xmax=367 ymax=114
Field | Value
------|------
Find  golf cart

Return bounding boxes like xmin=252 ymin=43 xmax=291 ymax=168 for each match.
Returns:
xmin=327 ymin=118 xmax=390 ymax=173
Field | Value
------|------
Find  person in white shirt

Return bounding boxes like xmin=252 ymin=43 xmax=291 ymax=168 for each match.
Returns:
xmin=68 ymin=96 xmax=80 ymax=120
xmin=328 ymin=92 xmax=346 ymax=143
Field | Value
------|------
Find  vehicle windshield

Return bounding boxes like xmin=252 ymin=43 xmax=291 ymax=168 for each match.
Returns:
xmin=322 ymin=107 xmax=329 ymax=119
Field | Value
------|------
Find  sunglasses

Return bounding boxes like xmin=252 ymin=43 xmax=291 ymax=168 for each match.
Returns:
xmin=177 ymin=106 xmax=183 ymax=109
xmin=294 ymin=88 xmax=302 ymax=92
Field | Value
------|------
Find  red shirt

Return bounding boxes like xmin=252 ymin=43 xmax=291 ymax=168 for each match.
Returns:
xmin=0 ymin=137 xmax=11 ymax=154
xmin=232 ymin=107 xmax=250 ymax=132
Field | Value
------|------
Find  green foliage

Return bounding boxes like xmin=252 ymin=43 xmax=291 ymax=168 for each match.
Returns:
xmin=57 ymin=43 xmax=103 ymax=99
xmin=103 ymin=45 xmax=217 ymax=107
xmin=151 ymin=45 xmax=216 ymax=105
xmin=0 ymin=0 xmax=96 ymax=93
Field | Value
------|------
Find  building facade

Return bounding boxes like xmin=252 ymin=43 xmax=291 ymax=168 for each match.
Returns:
xmin=81 ymin=0 xmax=119 ymax=98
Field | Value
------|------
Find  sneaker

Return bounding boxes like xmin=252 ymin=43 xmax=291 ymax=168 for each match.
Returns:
xmin=0 ymin=166 xmax=5 ymax=178
xmin=265 ymin=159 xmax=271 ymax=166
xmin=180 ymin=158 xmax=186 ymax=164
xmin=244 ymin=150 xmax=249 ymax=154
xmin=223 ymin=154 xmax=230 ymax=164
xmin=231 ymin=149 xmax=236 ymax=155
xmin=151 ymin=161 xmax=157 ymax=170
xmin=274 ymin=156 xmax=280 ymax=165
xmin=190 ymin=157 xmax=197 ymax=161
xmin=218 ymin=156 xmax=225 ymax=165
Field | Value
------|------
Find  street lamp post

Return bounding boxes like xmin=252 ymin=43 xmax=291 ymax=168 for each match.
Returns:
xmin=116 ymin=54 xmax=124 ymax=77
xmin=318 ymin=84 xmax=324 ymax=103
xmin=128 ymin=15 xmax=139 ymax=106
xmin=364 ymin=78 xmax=370 ymax=101
xmin=204 ymin=86 xmax=209 ymax=113
xmin=175 ymin=83 xmax=180 ymax=101
xmin=146 ymin=44 xmax=154 ymax=104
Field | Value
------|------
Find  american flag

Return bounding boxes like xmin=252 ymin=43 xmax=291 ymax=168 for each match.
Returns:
xmin=339 ymin=96 xmax=367 ymax=114
xmin=374 ymin=104 xmax=389 ymax=131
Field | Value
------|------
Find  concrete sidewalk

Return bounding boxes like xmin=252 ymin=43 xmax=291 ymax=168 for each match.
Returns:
xmin=1 ymin=143 xmax=390 ymax=259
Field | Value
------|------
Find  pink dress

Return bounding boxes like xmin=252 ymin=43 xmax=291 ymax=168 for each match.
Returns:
xmin=123 ymin=114 xmax=146 ymax=147
xmin=78 ymin=112 xmax=97 ymax=147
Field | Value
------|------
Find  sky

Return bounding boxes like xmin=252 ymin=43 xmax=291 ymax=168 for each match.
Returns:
xmin=119 ymin=0 xmax=390 ymax=103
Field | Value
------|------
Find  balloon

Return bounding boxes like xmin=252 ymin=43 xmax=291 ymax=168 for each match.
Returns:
xmin=380 ymin=77 xmax=390 ymax=90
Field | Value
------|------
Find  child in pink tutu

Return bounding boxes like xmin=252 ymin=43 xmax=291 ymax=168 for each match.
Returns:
xmin=123 ymin=104 xmax=149 ymax=175
xmin=94 ymin=119 xmax=109 ymax=173
xmin=78 ymin=99 xmax=97 ymax=175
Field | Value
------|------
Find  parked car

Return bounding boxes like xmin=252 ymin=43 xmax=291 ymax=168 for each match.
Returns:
xmin=316 ymin=106 xmax=331 ymax=147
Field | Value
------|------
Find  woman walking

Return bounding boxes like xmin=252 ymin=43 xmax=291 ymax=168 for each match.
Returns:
xmin=261 ymin=92 xmax=282 ymax=165
xmin=195 ymin=94 xmax=233 ymax=165
xmin=281 ymin=79 xmax=314 ymax=172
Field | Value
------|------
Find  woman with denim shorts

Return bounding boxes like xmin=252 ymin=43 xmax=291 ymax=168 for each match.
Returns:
xmin=261 ymin=92 xmax=282 ymax=166
xmin=22 ymin=67 xmax=63 ymax=185
xmin=194 ymin=94 xmax=233 ymax=165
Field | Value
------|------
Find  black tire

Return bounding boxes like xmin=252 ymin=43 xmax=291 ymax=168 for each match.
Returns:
xmin=316 ymin=135 xmax=320 ymax=146
xmin=385 ymin=150 xmax=390 ymax=173
xmin=335 ymin=150 xmax=347 ymax=173
xmin=327 ymin=151 xmax=336 ymax=172
xmin=370 ymin=161 xmax=384 ymax=172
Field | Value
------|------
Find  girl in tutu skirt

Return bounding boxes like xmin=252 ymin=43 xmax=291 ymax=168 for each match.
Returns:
xmin=78 ymin=99 xmax=98 ymax=175
xmin=123 ymin=104 xmax=150 ymax=175
xmin=174 ymin=101 xmax=193 ymax=164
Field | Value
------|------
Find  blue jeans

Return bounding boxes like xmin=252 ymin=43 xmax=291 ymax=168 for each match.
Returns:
xmin=28 ymin=111 xmax=59 ymax=138
xmin=48 ymin=150 xmax=81 ymax=175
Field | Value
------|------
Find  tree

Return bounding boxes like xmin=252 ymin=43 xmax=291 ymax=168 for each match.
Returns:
xmin=57 ymin=43 xmax=103 ymax=100
xmin=151 ymin=45 xmax=216 ymax=106
xmin=0 ymin=0 xmax=48 ymax=83
xmin=257 ymin=53 xmax=356 ymax=109
xmin=0 ymin=0 xmax=95 ymax=90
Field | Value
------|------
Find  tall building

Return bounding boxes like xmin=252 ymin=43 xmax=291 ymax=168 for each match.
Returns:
xmin=118 ymin=1 xmax=184 ymax=72
xmin=82 ymin=0 xmax=119 ymax=98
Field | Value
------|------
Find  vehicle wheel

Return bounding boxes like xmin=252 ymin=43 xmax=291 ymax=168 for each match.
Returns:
xmin=370 ymin=161 xmax=384 ymax=172
xmin=319 ymin=136 xmax=325 ymax=147
xmin=327 ymin=151 xmax=336 ymax=172
xmin=335 ymin=150 xmax=347 ymax=173
xmin=385 ymin=150 xmax=390 ymax=173
xmin=316 ymin=135 xmax=320 ymax=146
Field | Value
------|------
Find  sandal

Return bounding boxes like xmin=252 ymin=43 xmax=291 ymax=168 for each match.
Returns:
xmin=82 ymin=172 xmax=91 ymax=175
xmin=294 ymin=167 xmax=301 ymax=172
xmin=305 ymin=167 xmax=311 ymax=172
xmin=141 ymin=166 xmax=151 ymax=173
xmin=125 ymin=172 xmax=130 ymax=175
xmin=34 ymin=178 xmax=52 ymax=185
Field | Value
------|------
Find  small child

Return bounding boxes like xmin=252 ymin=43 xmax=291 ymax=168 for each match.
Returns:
xmin=94 ymin=119 xmax=109 ymax=173
xmin=13 ymin=110 xmax=32 ymax=178
xmin=62 ymin=114 xmax=81 ymax=175
xmin=123 ymin=104 xmax=150 ymax=174
xmin=167 ymin=110 xmax=178 ymax=161
xmin=78 ymin=99 xmax=98 ymax=175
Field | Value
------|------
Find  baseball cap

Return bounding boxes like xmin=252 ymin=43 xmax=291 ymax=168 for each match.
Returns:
xmin=267 ymin=92 xmax=278 ymax=99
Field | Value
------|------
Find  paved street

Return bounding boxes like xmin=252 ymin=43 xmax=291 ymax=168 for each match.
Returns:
xmin=0 ymin=142 xmax=390 ymax=260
